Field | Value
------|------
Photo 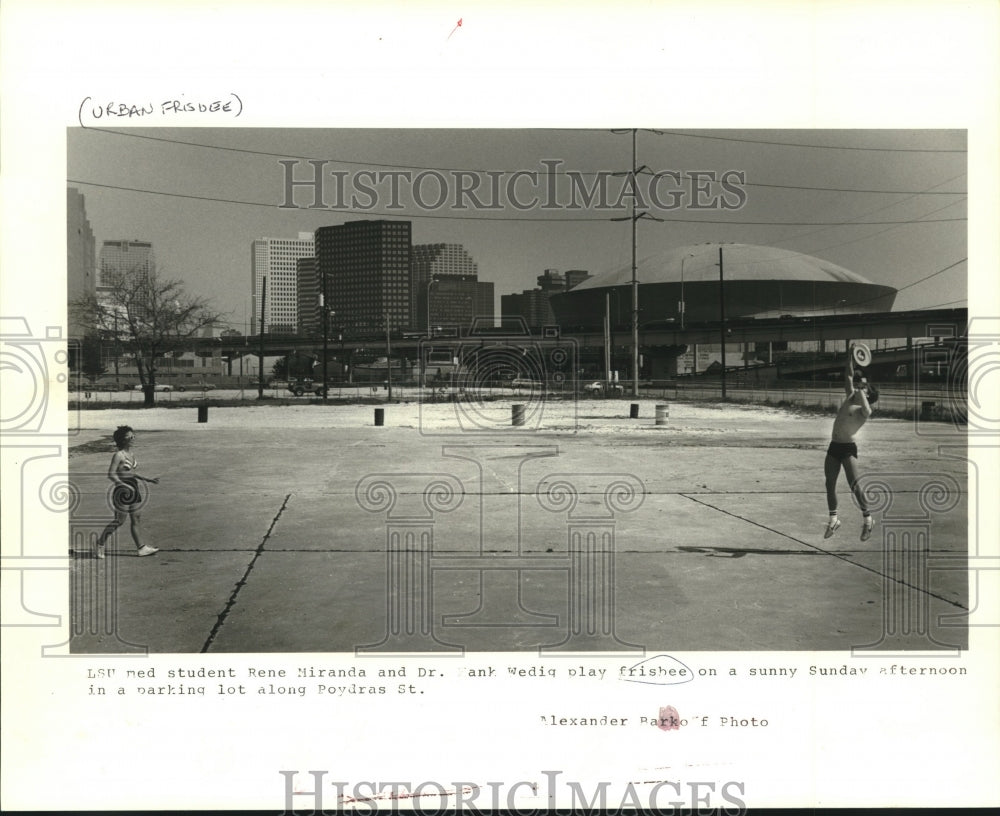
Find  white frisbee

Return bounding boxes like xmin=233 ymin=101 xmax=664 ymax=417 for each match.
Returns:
xmin=852 ymin=343 xmax=872 ymax=367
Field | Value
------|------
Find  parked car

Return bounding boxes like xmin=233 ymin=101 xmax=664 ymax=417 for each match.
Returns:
xmin=288 ymin=378 xmax=329 ymax=397
xmin=85 ymin=379 xmax=122 ymax=392
xmin=510 ymin=377 xmax=540 ymax=389
xmin=176 ymin=382 xmax=217 ymax=392
xmin=133 ymin=383 xmax=174 ymax=392
xmin=582 ymin=380 xmax=624 ymax=395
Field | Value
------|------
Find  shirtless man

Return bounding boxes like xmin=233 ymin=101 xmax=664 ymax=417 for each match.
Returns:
xmin=824 ymin=345 xmax=879 ymax=540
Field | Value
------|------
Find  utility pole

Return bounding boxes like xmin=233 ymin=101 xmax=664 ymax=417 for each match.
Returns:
xmin=113 ymin=310 xmax=120 ymax=388
xmin=611 ymin=128 xmax=663 ymax=399
xmin=604 ymin=293 xmax=612 ymax=385
xmin=718 ymin=247 xmax=727 ymax=400
xmin=385 ymin=314 xmax=393 ymax=402
xmin=257 ymin=276 xmax=266 ymax=399
xmin=321 ymin=265 xmax=328 ymax=403
xmin=630 ymin=129 xmax=639 ymax=398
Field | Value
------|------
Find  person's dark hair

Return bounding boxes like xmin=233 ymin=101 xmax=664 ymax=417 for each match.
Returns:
xmin=866 ymin=384 xmax=880 ymax=405
xmin=112 ymin=426 xmax=134 ymax=448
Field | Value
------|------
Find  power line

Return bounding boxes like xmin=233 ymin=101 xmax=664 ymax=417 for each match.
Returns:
xmin=649 ymin=130 xmax=966 ymax=153
xmin=78 ymin=128 xmax=967 ymax=196
xmin=916 ymin=298 xmax=967 ymax=309
xmin=795 ymin=258 xmax=967 ymax=314
xmin=777 ymin=195 xmax=967 ymax=256
xmin=894 ymin=258 xmax=967 ymax=293
xmin=66 ymin=179 xmax=608 ymax=222
xmin=66 ymin=178 xmax=967 ymax=226
xmin=743 ymin=179 xmax=964 ymax=195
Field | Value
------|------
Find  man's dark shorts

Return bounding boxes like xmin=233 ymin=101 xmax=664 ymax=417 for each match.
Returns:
xmin=826 ymin=441 xmax=859 ymax=462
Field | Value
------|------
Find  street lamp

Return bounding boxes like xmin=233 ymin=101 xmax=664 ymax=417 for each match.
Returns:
xmin=679 ymin=252 xmax=695 ymax=330
xmin=321 ymin=293 xmax=329 ymax=402
xmin=426 ymin=278 xmax=438 ymax=335
xmin=424 ymin=278 xmax=438 ymax=388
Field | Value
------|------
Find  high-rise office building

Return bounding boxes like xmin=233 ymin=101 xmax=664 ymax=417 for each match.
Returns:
xmin=296 ymin=256 xmax=320 ymax=336
xmin=99 ymin=239 xmax=155 ymax=290
xmin=251 ymin=232 xmax=315 ymax=334
xmin=501 ymin=268 xmax=591 ymax=330
xmin=97 ymin=240 xmax=156 ymax=323
xmin=412 ymin=242 xmax=498 ymax=331
xmin=500 ymin=289 xmax=555 ymax=329
xmin=424 ymin=275 xmax=495 ymax=332
xmin=67 ymin=188 xmax=96 ymax=340
xmin=314 ymin=220 xmax=412 ymax=335
xmin=411 ymin=243 xmax=479 ymax=329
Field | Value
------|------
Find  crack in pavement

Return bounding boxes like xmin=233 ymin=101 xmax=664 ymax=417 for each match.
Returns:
xmin=680 ymin=493 xmax=969 ymax=611
xmin=200 ymin=494 xmax=290 ymax=653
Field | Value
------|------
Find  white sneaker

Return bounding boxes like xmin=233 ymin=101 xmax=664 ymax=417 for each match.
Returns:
xmin=136 ymin=545 xmax=159 ymax=557
xmin=824 ymin=517 xmax=841 ymax=539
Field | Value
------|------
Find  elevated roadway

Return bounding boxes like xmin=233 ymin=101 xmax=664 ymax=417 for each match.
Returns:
xmin=216 ymin=307 xmax=967 ymax=360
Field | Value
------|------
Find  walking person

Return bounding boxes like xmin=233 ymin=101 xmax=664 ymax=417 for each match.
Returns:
xmin=824 ymin=345 xmax=879 ymax=541
xmin=94 ymin=425 xmax=160 ymax=558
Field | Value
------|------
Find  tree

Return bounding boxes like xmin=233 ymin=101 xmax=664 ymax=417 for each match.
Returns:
xmin=78 ymin=335 xmax=107 ymax=380
xmin=71 ymin=267 xmax=224 ymax=406
xmin=271 ymin=355 xmax=290 ymax=380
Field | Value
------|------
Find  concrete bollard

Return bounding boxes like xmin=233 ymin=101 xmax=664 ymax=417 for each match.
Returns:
xmin=655 ymin=404 xmax=669 ymax=425
xmin=197 ymin=404 xmax=208 ymax=423
xmin=374 ymin=407 xmax=385 ymax=426
xmin=512 ymin=404 xmax=525 ymax=426
xmin=630 ymin=403 xmax=639 ymax=419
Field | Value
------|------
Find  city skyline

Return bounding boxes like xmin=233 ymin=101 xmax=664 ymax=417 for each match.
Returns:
xmin=67 ymin=128 xmax=967 ymax=333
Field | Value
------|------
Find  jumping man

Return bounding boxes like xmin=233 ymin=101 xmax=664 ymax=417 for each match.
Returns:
xmin=824 ymin=344 xmax=879 ymax=541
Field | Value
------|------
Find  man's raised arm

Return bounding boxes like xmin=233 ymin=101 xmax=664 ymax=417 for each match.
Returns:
xmin=844 ymin=343 xmax=856 ymax=397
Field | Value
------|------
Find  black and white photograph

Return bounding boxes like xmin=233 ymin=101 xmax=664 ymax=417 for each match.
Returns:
xmin=62 ymin=126 xmax=970 ymax=656
xmin=2 ymin=2 xmax=998 ymax=813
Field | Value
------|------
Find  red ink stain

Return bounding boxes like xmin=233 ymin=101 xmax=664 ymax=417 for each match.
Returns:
xmin=447 ymin=18 xmax=463 ymax=40
xmin=658 ymin=705 xmax=681 ymax=731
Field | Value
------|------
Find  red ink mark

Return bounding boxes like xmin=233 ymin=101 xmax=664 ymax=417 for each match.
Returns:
xmin=447 ymin=18 xmax=463 ymax=40
xmin=658 ymin=705 xmax=681 ymax=731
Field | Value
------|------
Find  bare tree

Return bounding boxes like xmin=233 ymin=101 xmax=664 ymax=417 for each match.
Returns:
xmin=72 ymin=267 xmax=224 ymax=406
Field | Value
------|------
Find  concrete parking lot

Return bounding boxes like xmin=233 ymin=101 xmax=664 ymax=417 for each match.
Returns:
xmin=66 ymin=397 xmax=969 ymax=654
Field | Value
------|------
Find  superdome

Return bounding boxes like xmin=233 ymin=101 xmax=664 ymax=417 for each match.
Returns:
xmin=550 ymin=243 xmax=897 ymax=328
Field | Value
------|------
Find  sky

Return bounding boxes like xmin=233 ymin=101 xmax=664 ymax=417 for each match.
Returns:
xmin=67 ymin=127 xmax=967 ymax=332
